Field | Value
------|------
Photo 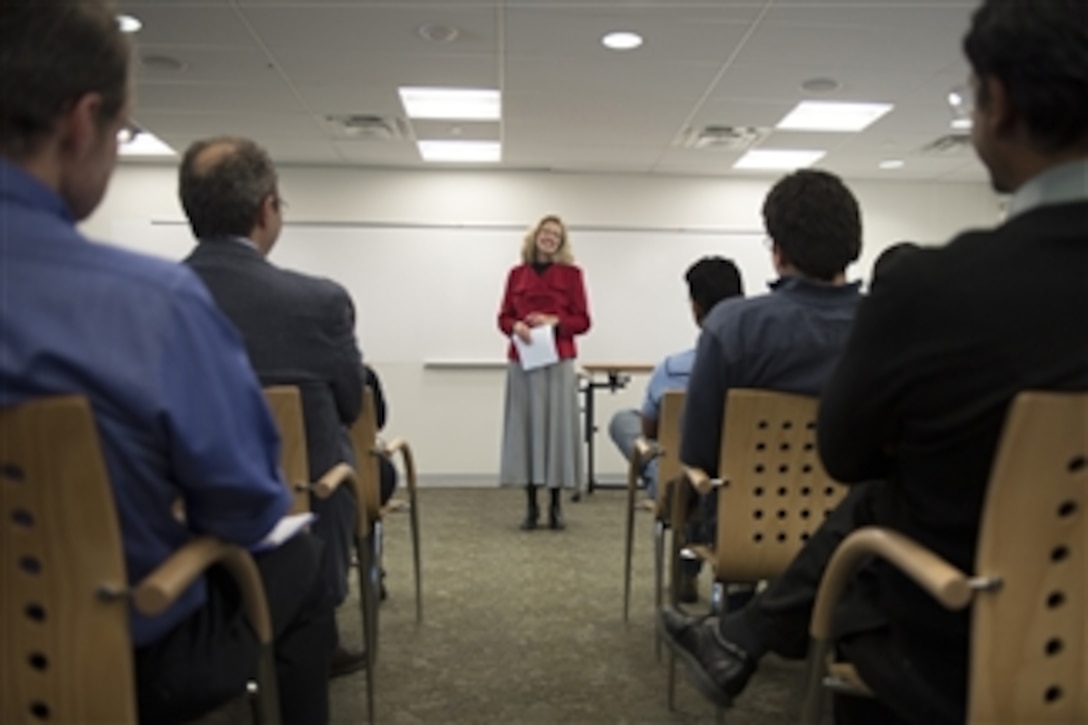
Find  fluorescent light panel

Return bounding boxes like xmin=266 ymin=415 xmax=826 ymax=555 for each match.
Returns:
xmin=399 ymin=87 xmax=500 ymax=120
xmin=776 ymin=101 xmax=893 ymax=132
xmin=118 ymin=130 xmax=175 ymax=157
xmin=733 ymin=149 xmax=825 ymax=170
xmin=602 ymin=31 xmax=643 ymax=50
xmin=417 ymin=140 xmax=501 ymax=163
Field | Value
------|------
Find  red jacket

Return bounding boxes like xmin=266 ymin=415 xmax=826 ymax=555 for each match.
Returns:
xmin=497 ymin=263 xmax=591 ymax=362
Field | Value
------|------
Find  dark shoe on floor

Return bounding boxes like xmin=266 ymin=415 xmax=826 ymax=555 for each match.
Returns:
xmin=678 ymin=573 xmax=699 ymax=604
xmin=659 ymin=607 xmax=757 ymax=708
xmin=521 ymin=484 xmax=540 ymax=530
xmin=548 ymin=488 xmax=565 ymax=530
xmin=329 ymin=646 xmax=368 ymax=679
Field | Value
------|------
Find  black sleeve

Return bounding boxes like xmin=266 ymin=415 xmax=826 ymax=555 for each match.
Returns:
xmin=818 ymin=258 xmax=927 ymax=483
xmin=365 ymin=364 xmax=388 ymax=430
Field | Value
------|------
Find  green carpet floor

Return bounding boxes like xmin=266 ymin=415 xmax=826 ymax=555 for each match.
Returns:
xmin=331 ymin=487 xmax=812 ymax=724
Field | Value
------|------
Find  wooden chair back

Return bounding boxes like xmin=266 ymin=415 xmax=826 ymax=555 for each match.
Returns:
xmin=654 ymin=391 xmax=686 ymax=515
xmin=347 ymin=387 xmax=383 ymax=525
xmin=262 ymin=386 xmax=313 ymax=515
xmin=969 ymin=391 xmax=1088 ymax=723
xmin=714 ymin=389 xmax=847 ymax=582
xmin=1 ymin=396 xmax=137 ymax=724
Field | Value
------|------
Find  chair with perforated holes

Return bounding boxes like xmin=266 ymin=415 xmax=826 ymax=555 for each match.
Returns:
xmin=800 ymin=391 xmax=1088 ymax=724
xmin=1 ymin=395 xmax=279 ymax=725
xmin=261 ymin=385 xmax=376 ymax=722
xmin=347 ymin=386 xmax=423 ymax=660
xmin=622 ymin=391 xmax=685 ymax=662
xmin=666 ymin=389 xmax=848 ymax=709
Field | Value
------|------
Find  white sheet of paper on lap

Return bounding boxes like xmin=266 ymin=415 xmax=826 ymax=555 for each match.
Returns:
xmin=250 ymin=512 xmax=315 ymax=553
xmin=512 ymin=324 xmax=559 ymax=371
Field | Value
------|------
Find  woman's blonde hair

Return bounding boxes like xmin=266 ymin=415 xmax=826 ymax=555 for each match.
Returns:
xmin=520 ymin=214 xmax=574 ymax=264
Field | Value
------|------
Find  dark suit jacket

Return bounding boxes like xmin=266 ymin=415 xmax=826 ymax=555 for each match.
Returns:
xmin=185 ymin=238 xmax=365 ymax=481
xmin=818 ymin=201 xmax=1088 ymax=706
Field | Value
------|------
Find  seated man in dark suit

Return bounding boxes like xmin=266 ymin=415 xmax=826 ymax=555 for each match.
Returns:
xmin=180 ymin=137 xmax=368 ymax=677
xmin=0 ymin=2 xmax=334 ymax=722
xmin=661 ymin=1 xmax=1088 ymax=722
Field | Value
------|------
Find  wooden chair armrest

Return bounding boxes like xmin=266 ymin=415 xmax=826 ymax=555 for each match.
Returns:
xmin=810 ymin=526 xmax=973 ymax=640
xmin=384 ymin=437 xmax=417 ymax=498
xmin=626 ymin=437 xmax=658 ymax=494
xmin=133 ymin=537 xmax=273 ymax=643
xmin=682 ymin=465 xmax=714 ymax=496
xmin=312 ymin=462 xmax=355 ymax=499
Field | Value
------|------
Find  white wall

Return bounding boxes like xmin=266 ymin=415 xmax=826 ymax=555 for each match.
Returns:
xmin=84 ymin=164 xmax=1001 ymax=483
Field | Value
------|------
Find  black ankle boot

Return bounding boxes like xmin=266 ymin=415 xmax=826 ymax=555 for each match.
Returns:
xmin=548 ymin=488 xmax=565 ymax=530
xmin=520 ymin=484 xmax=539 ymax=530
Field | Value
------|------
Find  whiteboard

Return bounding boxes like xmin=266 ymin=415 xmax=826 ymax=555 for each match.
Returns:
xmin=105 ymin=221 xmax=773 ymax=364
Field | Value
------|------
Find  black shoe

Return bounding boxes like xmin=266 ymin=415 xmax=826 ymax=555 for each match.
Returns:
xmin=329 ymin=646 xmax=368 ymax=679
xmin=659 ymin=607 xmax=757 ymax=708
xmin=521 ymin=484 xmax=540 ymax=530
xmin=548 ymin=488 xmax=565 ymax=530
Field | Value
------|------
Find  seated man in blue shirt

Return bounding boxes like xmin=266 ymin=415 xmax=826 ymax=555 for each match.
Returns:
xmin=609 ymin=257 xmax=744 ymax=505
xmin=609 ymin=255 xmax=744 ymax=502
xmin=0 ymin=2 xmax=334 ymax=722
xmin=608 ymin=257 xmax=744 ymax=504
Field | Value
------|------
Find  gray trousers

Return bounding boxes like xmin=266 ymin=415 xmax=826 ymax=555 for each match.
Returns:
xmin=608 ymin=408 xmax=659 ymax=499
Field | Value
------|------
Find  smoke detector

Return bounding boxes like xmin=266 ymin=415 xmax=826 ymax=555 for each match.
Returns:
xmin=324 ymin=115 xmax=412 ymax=141
xmin=919 ymin=133 xmax=972 ymax=155
xmin=678 ymin=125 xmax=768 ymax=150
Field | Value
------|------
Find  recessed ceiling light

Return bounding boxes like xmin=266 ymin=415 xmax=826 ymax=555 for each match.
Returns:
xmin=879 ymin=159 xmax=905 ymax=169
xmin=117 ymin=14 xmax=142 ymax=33
xmin=118 ymin=129 xmax=175 ymax=157
xmin=800 ymin=77 xmax=841 ymax=94
xmin=951 ymin=118 xmax=973 ymax=131
xmin=399 ymin=87 xmax=500 ymax=121
xmin=601 ymin=31 xmax=643 ymax=50
xmin=733 ymin=149 xmax=826 ymax=170
xmin=776 ymin=101 xmax=893 ymax=132
xmin=417 ymin=140 xmax=501 ymax=163
xmin=416 ymin=23 xmax=459 ymax=44
xmin=141 ymin=55 xmax=188 ymax=73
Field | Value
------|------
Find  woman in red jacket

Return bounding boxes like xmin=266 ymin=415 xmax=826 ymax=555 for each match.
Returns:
xmin=497 ymin=214 xmax=591 ymax=530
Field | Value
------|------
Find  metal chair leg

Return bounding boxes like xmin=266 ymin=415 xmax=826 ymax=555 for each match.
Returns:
xmin=250 ymin=642 xmax=281 ymax=725
xmin=800 ymin=638 xmax=833 ymax=725
xmin=667 ymin=649 xmax=678 ymax=710
xmin=356 ymin=534 xmax=378 ymax=723
xmin=408 ymin=482 xmax=423 ymax=624
xmin=623 ymin=474 xmax=638 ymax=622
xmin=653 ymin=520 xmax=665 ymax=661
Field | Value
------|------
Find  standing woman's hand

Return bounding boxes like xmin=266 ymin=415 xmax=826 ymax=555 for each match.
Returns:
xmin=525 ymin=312 xmax=559 ymax=328
xmin=513 ymin=320 xmax=533 ymax=343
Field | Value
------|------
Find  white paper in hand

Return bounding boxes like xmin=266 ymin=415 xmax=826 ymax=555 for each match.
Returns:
xmin=512 ymin=324 xmax=559 ymax=371
xmin=250 ymin=512 xmax=315 ymax=553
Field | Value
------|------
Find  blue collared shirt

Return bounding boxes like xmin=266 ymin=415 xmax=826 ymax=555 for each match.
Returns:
xmin=0 ymin=161 xmax=290 ymax=647
xmin=681 ymin=275 xmax=862 ymax=474
xmin=641 ymin=348 xmax=695 ymax=421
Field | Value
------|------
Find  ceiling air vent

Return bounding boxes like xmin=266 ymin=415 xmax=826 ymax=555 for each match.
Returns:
xmin=678 ymin=125 xmax=767 ymax=150
xmin=920 ymin=133 xmax=972 ymax=155
xmin=324 ymin=115 xmax=412 ymax=141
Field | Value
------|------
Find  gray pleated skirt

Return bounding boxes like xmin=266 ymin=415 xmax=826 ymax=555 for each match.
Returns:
xmin=499 ymin=359 xmax=583 ymax=491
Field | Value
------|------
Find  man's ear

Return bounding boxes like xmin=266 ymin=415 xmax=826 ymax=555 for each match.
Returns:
xmin=980 ymin=75 xmax=1016 ymax=139
xmin=58 ymin=93 xmax=105 ymax=161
